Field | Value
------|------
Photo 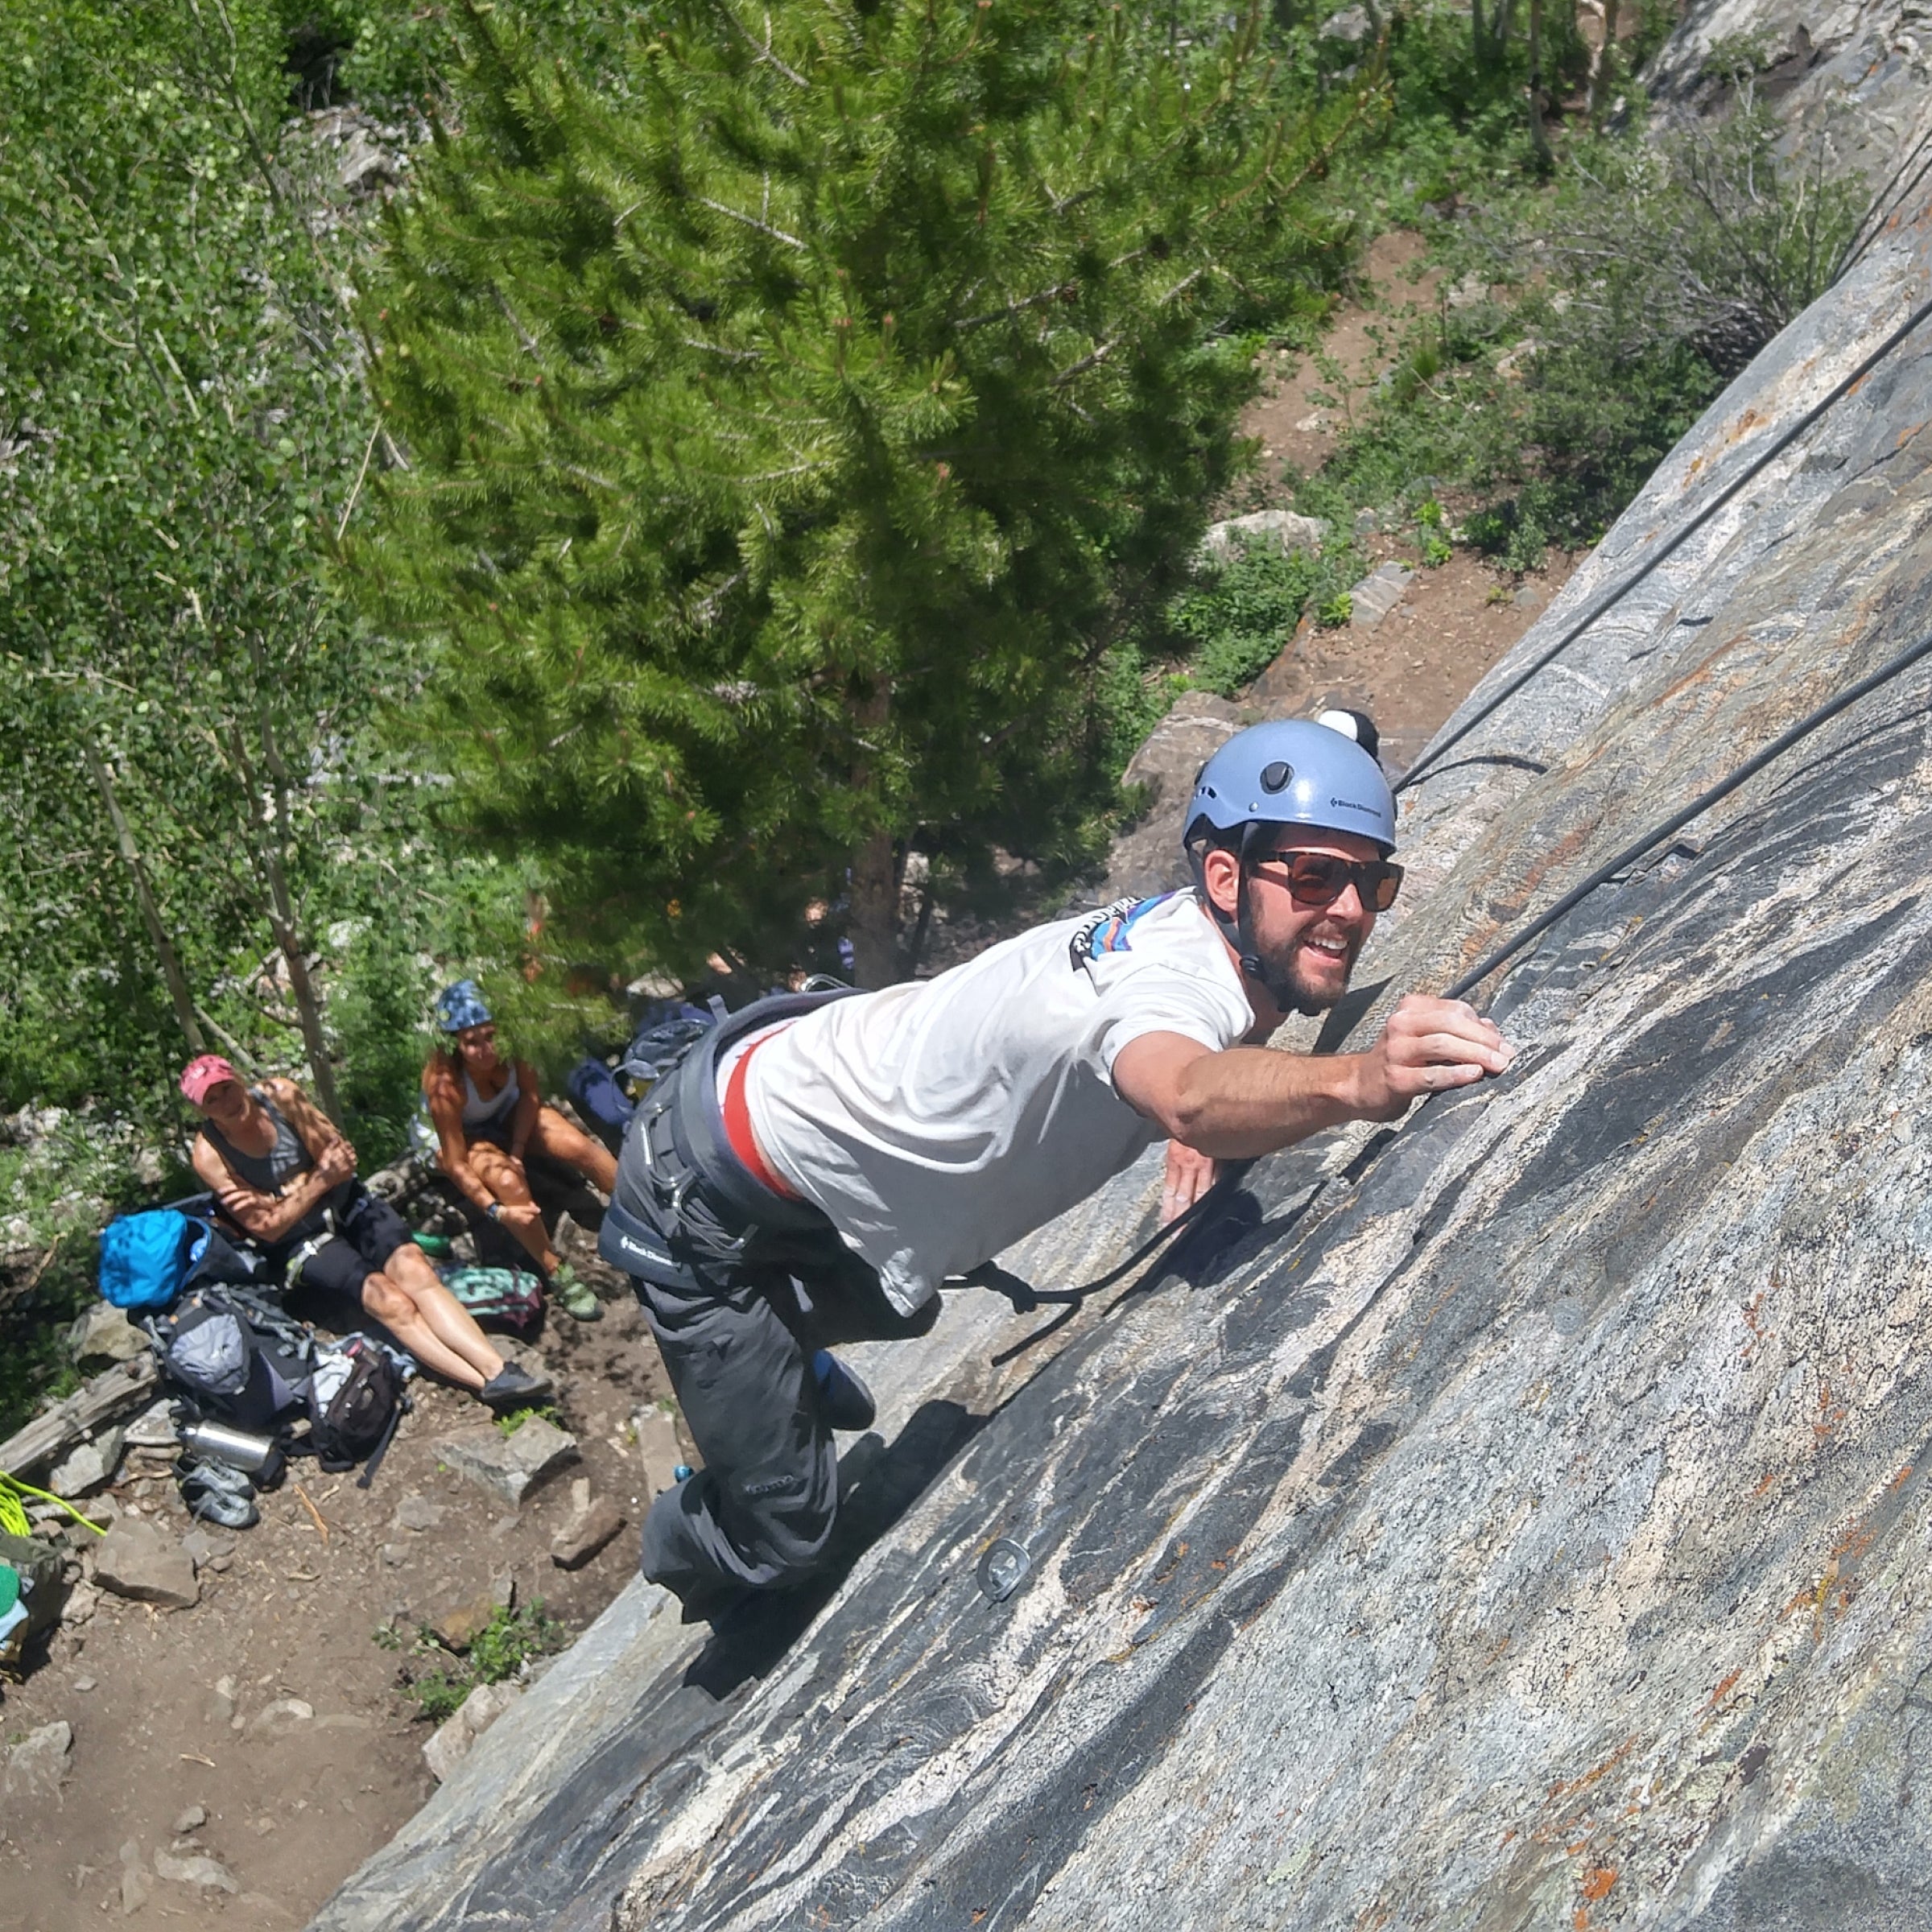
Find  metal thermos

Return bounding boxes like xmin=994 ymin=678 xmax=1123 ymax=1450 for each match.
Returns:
xmin=178 ymin=1418 xmax=279 ymax=1476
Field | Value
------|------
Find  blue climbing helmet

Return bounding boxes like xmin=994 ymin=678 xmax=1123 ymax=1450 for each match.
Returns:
xmin=1182 ymin=717 xmax=1398 ymax=1010
xmin=434 ymin=979 xmax=493 ymax=1034
xmin=1183 ymin=717 xmax=1396 ymax=857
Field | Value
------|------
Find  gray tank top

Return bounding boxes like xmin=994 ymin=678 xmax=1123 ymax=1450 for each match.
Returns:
xmin=200 ymin=1091 xmax=314 ymax=1196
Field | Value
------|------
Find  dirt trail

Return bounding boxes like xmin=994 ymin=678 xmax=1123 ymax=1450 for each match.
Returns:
xmin=0 ymin=1241 xmax=671 ymax=1932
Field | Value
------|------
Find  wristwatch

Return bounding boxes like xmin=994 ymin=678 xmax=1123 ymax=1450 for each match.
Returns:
xmin=486 ymin=1201 xmax=503 ymax=1222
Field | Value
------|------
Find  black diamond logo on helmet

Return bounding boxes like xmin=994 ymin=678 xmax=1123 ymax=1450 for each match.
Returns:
xmin=1260 ymin=760 xmax=1294 ymax=793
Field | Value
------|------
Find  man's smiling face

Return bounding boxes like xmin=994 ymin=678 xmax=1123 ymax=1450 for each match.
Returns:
xmin=1203 ymin=829 xmax=1385 ymax=1011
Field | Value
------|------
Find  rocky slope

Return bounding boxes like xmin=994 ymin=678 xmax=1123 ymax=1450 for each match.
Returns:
xmin=315 ymin=144 xmax=1932 ymax=1932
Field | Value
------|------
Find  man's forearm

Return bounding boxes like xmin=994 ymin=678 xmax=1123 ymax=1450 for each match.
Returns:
xmin=1167 ymin=1046 xmax=1371 ymax=1158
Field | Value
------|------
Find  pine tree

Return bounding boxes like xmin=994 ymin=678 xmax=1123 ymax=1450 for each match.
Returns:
xmin=356 ymin=0 xmax=1345 ymax=984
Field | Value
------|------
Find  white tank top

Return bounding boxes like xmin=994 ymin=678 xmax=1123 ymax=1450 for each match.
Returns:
xmin=461 ymin=1062 xmax=520 ymax=1129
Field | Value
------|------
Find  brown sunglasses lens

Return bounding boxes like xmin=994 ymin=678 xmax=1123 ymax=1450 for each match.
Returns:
xmin=1270 ymin=854 xmax=1404 ymax=912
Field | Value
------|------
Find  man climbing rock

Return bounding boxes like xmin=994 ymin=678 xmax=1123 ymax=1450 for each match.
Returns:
xmin=604 ymin=718 xmax=1513 ymax=1621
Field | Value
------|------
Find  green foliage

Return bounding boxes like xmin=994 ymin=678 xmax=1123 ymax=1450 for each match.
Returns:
xmin=378 ymin=1600 xmax=568 ymax=1721
xmin=352 ymin=0 xmax=1353 ymax=982
xmin=1166 ymin=541 xmax=1362 ymax=696
xmin=1294 ymin=94 xmax=1867 ymax=561
xmin=494 ymin=1402 xmax=564 ymax=1437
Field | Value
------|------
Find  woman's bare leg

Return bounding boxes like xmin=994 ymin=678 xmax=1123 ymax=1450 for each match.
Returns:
xmin=383 ymin=1244 xmax=506 ymax=1383
xmin=529 ymin=1104 xmax=618 ymax=1195
xmin=468 ymin=1141 xmax=561 ymax=1272
xmin=361 ymin=1274 xmax=495 ymax=1391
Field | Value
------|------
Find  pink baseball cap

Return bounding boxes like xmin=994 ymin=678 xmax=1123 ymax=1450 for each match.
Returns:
xmin=179 ymin=1054 xmax=242 ymax=1106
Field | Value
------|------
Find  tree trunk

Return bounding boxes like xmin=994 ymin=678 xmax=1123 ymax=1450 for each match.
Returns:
xmin=1588 ymin=0 xmax=1620 ymax=118
xmin=848 ymin=828 xmax=901 ymax=989
xmin=1527 ymin=0 xmax=1553 ymax=169
xmin=82 ymin=742 xmax=206 ymax=1059
xmin=225 ymin=712 xmax=342 ymax=1123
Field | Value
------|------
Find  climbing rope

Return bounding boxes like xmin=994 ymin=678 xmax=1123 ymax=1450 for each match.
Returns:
xmin=1395 ymin=293 xmax=1932 ymax=798
xmin=1443 ymin=625 xmax=1932 ymax=1001
xmin=0 ymin=1472 xmax=107 ymax=1539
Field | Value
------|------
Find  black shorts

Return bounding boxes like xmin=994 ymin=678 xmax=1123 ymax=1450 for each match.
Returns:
xmin=287 ymin=1187 xmax=415 ymax=1308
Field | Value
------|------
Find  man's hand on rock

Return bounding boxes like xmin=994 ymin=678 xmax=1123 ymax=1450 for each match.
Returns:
xmin=1346 ymin=995 xmax=1513 ymax=1121
xmin=1160 ymin=1140 xmax=1220 ymax=1225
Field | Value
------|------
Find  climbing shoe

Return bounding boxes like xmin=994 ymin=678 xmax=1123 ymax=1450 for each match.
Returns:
xmin=177 ymin=1455 xmax=259 ymax=1530
xmin=811 ymin=1349 xmax=876 ymax=1433
xmin=550 ymin=1265 xmax=602 ymax=1323
xmin=479 ymin=1360 xmax=554 ymax=1409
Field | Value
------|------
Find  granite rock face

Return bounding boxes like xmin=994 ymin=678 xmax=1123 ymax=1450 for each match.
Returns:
xmin=316 ymin=188 xmax=1932 ymax=1932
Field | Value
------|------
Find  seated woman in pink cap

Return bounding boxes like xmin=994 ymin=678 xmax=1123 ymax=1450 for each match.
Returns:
xmin=180 ymin=1055 xmax=548 ymax=1409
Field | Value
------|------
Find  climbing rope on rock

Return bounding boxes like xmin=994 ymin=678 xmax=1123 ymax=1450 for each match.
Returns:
xmin=1396 ymin=292 xmax=1932 ymax=798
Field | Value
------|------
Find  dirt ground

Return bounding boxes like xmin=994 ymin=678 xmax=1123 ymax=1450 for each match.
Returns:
xmin=0 ymin=231 xmax=1579 ymax=1932
xmin=0 ymin=1228 xmax=675 ymax=1932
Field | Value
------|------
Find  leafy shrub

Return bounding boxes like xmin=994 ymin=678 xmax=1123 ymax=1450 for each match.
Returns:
xmin=377 ymin=1600 xmax=568 ymax=1723
xmin=1166 ymin=542 xmax=1364 ymax=696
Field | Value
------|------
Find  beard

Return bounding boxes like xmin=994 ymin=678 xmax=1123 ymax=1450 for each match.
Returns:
xmin=1268 ymin=923 xmax=1363 ymax=1013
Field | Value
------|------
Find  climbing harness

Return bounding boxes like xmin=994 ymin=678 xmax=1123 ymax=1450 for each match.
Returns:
xmin=1395 ymin=292 xmax=1932 ymax=798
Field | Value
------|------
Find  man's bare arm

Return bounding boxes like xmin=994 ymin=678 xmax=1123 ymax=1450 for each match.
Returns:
xmin=190 ymin=1098 xmax=352 ymax=1244
xmin=1115 ymin=996 xmax=1514 ymax=1159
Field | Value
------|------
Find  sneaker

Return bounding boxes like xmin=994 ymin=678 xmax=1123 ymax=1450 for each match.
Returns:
xmin=811 ymin=1350 xmax=875 ymax=1432
xmin=479 ymin=1361 xmax=554 ymax=1408
xmin=550 ymin=1265 xmax=602 ymax=1323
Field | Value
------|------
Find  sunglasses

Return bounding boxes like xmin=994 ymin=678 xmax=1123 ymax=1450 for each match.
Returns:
xmin=1253 ymin=851 xmax=1403 ymax=913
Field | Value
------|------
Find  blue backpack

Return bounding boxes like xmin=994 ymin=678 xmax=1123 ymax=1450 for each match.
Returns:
xmin=99 ymin=1210 xmax=206 ymax=1311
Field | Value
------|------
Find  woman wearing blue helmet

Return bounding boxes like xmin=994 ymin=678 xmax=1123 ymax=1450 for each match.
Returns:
xmin=422 ymin=980 xmax=619 ymax=1321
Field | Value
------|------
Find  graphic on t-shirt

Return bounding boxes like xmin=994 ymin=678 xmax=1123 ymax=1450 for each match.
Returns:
xmin=1067 ymin=891 xmax=1181 ymax=968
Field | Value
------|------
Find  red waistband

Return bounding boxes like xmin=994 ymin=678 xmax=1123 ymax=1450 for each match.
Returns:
xmin=722 ymin=1029 xmax=800 ymax=1201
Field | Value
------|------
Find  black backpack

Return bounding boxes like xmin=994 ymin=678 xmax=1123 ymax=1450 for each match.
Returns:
xmin=308 ymin=1337 xmax=404 ymax=1484
xmin=148 ymin=1286 xmax=314 ymax=1431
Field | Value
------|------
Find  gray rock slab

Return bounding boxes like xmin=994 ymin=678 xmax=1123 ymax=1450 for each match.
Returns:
xmin=634 ymin=1409 xmax=685 ymax=1496
xmin=312 ymin=200 xmax=1932 ymax=1932
xmin=93 ymin=1517 xmax=196 ymax=1608
xmin=1346 ymin=558 xmax=1414 ymax=629
xmin=431 ymin=1416 xmax=578 ymax=1505
xmin=2 ymin=1721 xmax=72 ymax=1801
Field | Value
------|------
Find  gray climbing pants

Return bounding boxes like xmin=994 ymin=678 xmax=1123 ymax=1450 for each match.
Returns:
xmin=634 ymin=1240 xmax=936 ymax=1616
xmin=602 ymin=990 xmax=939 ymax=1617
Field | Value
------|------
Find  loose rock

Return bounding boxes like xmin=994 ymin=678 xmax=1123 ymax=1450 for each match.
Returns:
xmin=180 ymin=1527 xmax=235 ymax=1570
xmin=429 ymin=1574 xmax=514 ymax=1652
xmin=245 ymin=1697 xmax=314 ymax=1742
xmin=1197 ymin=508 xmax=1328 ymax=567
xmin=66 ymin=1302 xmax=147 ymax=1368
xmin=551 ymin=1492 xmax=625 ymax=1571
xmin=392 ymin=1493 xmax=445 ymax=1533
xmin=423 ymin=1679 xmax=526 ymax=1784
xmin=153 ymin=1849 xmax=239 ymax=1894
xmin=93 ymin=1518 xmax=198 ymax=1609
xmin=431 ymin=1415 xmax=579 ymax=1505
xmin=3 ymin=1720 xmax=72 ymax=1800
xmin=1346 ymin=559 xmax=1414 ymax=630
xmin=634 ymin=1410 xmax=685 ymax=1496
xmin=172 ymin=1804 xmax=208 ymax=1835
xmin=48 ymin=1424 xmax=126 ymax=1497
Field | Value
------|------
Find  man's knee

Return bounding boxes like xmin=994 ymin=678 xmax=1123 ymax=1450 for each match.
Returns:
xmin=361 ymin=1274 xmax=411 ymax=1327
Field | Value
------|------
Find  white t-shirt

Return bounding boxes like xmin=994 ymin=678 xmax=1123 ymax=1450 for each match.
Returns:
xmin=744 ymin=891 xmax=1253 ymax=1313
